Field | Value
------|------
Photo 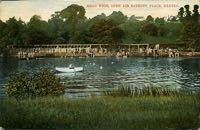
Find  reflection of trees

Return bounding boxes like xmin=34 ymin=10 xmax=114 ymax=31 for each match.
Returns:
xmin=178 ymin=58 xmax=200 ymax=89
xmin=0 ymin=58 xmax=19 ymax=78
xmin=179 ymin=58 xmax=200 ymax=73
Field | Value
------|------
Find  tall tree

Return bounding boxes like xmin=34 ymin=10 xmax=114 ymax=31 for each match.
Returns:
xmin=108 ymin=11 xmax=128 ymax=25
xmin=192 ymin=5 xmax=199 ymax=22
xmin=120 ymin=20 xmax=143 ymax=43
xmin=184 ymin=5 xmax=192 ymax=22
xmin=146 ymin=15 xmax=154 ymax=23
xmin=178 ymin=7 xmax=184 ymax=23
xmin=60 ymin=4 xmax=86 ymax=22
xmin=89 ymin=19 xmax=124 ymax=44
xmin=179 ymin=5 xmax=200 ymax=49
xmin=26 ymin=15 xmax=52 ymax=45
xmin=88 ymin=13 xmax=107 ymax=28
xmin=60 ymin=4 xmax=86 ymax=43
xmin=1 ymin=17 xmax=26 ymax=46
xmin=70 ymin=20 xmax=90 ymax=44
xmin=48 ymin=12 xmax=69 ymax=44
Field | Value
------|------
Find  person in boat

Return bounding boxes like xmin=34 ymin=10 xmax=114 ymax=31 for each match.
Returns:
xmin=69 ymin=64 xmax=75 ymax=69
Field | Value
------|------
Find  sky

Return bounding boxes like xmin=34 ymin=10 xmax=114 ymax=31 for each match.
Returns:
xmin=0 ymin=0 xmax=199 ymax=22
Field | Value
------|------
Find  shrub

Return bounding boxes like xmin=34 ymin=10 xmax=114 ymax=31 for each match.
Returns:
xmin=33 ymin=70 xmax=65 ymax=96
xmin=6 ymin=70 xmax=64 ymax=99
xmin=6 ymin=72 xmax=35 ymax=99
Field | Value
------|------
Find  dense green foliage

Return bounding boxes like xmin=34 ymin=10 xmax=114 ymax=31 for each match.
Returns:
xmin=6 ymin=70 xmax=64 ymax=99
xmin=0 ymin=4 xmax=199 ymax=53
xmin=90 ymin=19 xmax=124 ymax=44
xmin=0 ymin=95 xmax=199 ymax=129
xmin=26 ymin=15 xmax=53 ymax=45
xmin=178 ymin=5 xmax=200 ymax=49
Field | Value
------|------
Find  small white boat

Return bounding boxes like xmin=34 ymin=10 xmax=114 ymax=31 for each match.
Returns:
xmin=55 ymin=67 xmax=83 ymax=73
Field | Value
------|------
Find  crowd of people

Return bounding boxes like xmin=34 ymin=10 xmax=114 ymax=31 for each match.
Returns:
xmin=15 ymin=44 xmax=180 ymax=59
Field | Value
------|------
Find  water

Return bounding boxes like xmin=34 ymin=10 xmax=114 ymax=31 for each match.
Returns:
xmin=0 ymin=57 xmax=200 ymax=98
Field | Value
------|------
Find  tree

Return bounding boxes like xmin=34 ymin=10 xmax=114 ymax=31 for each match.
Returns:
xmin=88 ymin=13 xmax=107 ymax=29
xmin=0 ymin=20 xmax=6 ymax=39
xmin=184 ymin=5 xmax=192 ymax=22
xmin=89 ymin=19 xmax=124 ymax=44
xmin=0 ymin=20 xmax=6 ymax=53
xmin=167 ymin=16 xmax=178 ymax=22
xmin=26 ymin=15 xmax=52 ymax=45
xmin=60 ymin=4 xmax=86 ymax=43
xmin=192 ymin=5 xmax=199 ymax=22
xmin=154 ymin=17 xmax=167 ymax=37
xmin=146 ymin=15 xmax=154 ymax=23
xmin=155 ymin=17 xmax=165 ymax=25
xmin=178 ymin=7 xmax=184 ymax=23
xmin=157 ymin=26 xmax=167 ymax=37
xmin=108 ymin=11 xmax=128 ymax=25
xmin=48 ymin=12 xmax=69 ymax=44
xmin=171 ymin=16 xmax=178 ymax=22
xmin=89 ymin=13 xmax=107 ymax=22
xmin=178 ymin=5 xmax=200 ymax=49
xmin=60 ymin=4 xmax=86 ymax=22
xmin=120 ymin=20 xmax=143 ymax=43
xmin=111 ymin=27 xmax=124 ymax=43
xmin=165 ymin=22 xmax=182 ymax=39
xmin=68 ymin=20 xmax=90 ymax=44
xmin=180 ymin=21 xmax=200 ymax=49
xmin=1 ymin=17 xmax=26 ymax=46
xmin=129 ymin=15 xmax=139 ymax=22
xmin=142 ymin=23 xmax=158 ymax=36
xmin=178 ymin=5 xmax=193 ymax=24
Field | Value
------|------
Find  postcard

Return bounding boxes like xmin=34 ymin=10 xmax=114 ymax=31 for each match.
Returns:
xmin=0 ymin=0 xmax=200 ymax=129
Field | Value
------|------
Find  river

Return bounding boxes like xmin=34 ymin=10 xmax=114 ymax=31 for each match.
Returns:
xmin=0 ymin=57 xmax=200 ymax=98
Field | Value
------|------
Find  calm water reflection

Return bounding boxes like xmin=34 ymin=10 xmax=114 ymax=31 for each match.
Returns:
xmin=0 ymin=57 xmax=200 ymax=98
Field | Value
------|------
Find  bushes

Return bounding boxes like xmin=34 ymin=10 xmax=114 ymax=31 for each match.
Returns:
xmin=6 ymin=70 xmax=64 ymax=99
xmin=33 ymin=70 xmax=64 ymax=96
xmin=5 ymin=72 xmax=35 ymax=99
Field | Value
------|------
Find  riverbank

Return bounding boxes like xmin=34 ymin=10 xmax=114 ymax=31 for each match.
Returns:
xmin=1 ymin=95 xmax=200 ymax=129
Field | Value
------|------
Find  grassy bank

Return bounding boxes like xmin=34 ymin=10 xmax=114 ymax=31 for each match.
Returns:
xmin=1 ymin=95 xmax=200 ymax=129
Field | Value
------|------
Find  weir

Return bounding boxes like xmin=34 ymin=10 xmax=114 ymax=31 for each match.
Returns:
xmin=7 ymin=44 xmax=148 ymax=59
xmin=6 ymin=43 xmax=189 ymax=59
